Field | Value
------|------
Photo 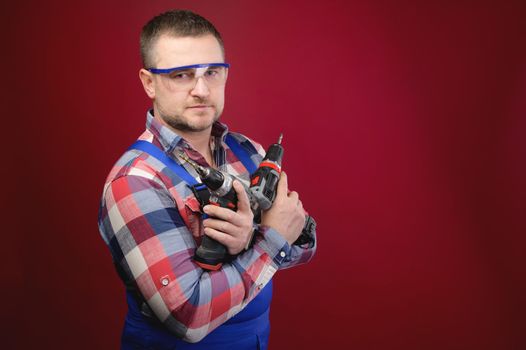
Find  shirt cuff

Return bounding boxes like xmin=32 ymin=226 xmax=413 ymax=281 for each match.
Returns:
xmin=255 ymin=225 xmax=291 ymax=266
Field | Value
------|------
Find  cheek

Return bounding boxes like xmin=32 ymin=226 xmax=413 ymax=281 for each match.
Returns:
xmin=213 ymin=90 xmax=226 ymax=106
xmin=156 ymin=80 xmax=183 ymax=100
xmin=159 ymin=90 xmax=185 ymax=107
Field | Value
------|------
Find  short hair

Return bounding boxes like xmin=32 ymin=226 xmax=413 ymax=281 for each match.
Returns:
xmin=140 ymin=9 xmax=225 ymax=68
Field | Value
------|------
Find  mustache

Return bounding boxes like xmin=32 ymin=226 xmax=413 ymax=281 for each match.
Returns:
xmin=190 ymin=96 xmax=209 ymax=104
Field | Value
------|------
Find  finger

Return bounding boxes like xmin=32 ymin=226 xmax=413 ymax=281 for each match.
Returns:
xmin=288 ymin=190 xmax=299 ymax=201
xmin=232 ymin=180 xmax=251 ymax=213
xmin=203 ymin=204 xmax=236 ymax=223
xmin=276 ymin=171 xmax=288 ymax=198
xmin=203 ymin=218 xmax=238 ymax=236
xmin=203 ymin=204 xmax=248 ymax=227
xmin=203 ymin=227 xmax=235 ymax=247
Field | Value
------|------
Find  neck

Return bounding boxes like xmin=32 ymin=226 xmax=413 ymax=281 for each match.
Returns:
xmin=153 ymin=113 xmax=214 ymax=165
xmin=179 ymin=129 xmax=213 ymax=158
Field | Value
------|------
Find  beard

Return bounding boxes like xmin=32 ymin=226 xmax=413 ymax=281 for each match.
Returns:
xmin=160 ymin=105 xmax=222 ymax=133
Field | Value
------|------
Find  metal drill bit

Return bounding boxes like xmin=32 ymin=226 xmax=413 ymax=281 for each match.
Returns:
xmin=278 ymin=133 xmax=283 ymax=144
xmin=177 ymin=151 xmax=209 ymax=177
xmin=177 ymin=151 xmax=194 ymax=166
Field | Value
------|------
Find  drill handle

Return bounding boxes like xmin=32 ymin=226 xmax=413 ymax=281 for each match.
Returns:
xmin=194 ymin=234 xmax=228 ymax=270
xmin=191 ymin=183 xmax=238 ymax=270
xmin=249 ymin=165 xmax=280 ymax=210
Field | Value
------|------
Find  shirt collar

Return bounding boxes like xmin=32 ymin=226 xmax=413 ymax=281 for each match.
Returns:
xmin=145 ymin=109 xmax=230 ymax=153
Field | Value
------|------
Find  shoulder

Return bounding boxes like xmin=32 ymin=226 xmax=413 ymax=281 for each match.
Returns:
xmin=226 ymin=131 xmax=266 ymax=158
xmin=102 ymin=132 xmax=174 ymax=196
xmin=101 ymin=149 xmax=167 ymax=198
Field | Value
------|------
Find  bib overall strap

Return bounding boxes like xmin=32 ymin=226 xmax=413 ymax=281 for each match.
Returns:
xmin=129 ymin=135 xmax=258 ymax=180
xmin=128 ymin=140 xmax=199 ymax=186
xmin=128 ymin=137 xmax=258 ymax=216
xmin=224 ymin=134 xmax=258 ymax=174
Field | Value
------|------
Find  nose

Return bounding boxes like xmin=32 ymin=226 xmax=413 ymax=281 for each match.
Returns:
xmin=190 ymin=76 xmax=210 ymax=98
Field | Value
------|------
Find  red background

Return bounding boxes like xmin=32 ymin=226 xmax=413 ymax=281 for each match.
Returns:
xmin=4 ymin=1 xmax=526 ymax=349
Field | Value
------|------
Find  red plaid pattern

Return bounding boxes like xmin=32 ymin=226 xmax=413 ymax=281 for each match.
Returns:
xmin=98 ymin=111 xmax=316 ymax=342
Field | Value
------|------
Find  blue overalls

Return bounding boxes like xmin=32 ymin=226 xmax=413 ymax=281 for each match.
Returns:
xmin=122 ymin=281 xmax=273 ymax=350
xmin=121 ymin=137 xmax=272 ymax=349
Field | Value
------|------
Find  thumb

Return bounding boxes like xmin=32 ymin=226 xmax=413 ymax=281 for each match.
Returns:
xmin=276 ymin=171 xmax=288 ymax=198
xmin=233 ymin=180 xmax=251 ymax=213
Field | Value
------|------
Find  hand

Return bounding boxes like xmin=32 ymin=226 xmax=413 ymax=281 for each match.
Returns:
xmin=261 ymin=172 xmax=306 ymax=245
xmin=202 ymin=180 xmax=255 ymax=255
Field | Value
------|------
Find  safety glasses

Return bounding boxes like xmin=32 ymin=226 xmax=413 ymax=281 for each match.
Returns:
xmin=148 ymin=63 xmax=229 ymax=91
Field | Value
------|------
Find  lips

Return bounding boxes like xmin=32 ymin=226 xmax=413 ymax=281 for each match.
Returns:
xmin=188 ymin=105 xmax=210 ymax=109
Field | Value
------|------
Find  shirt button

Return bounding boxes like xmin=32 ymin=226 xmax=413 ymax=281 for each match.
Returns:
xmin=279 ymin=251 xmax=286 ymax=258
xmin=161 ymin=278 xmax=169 ymax=286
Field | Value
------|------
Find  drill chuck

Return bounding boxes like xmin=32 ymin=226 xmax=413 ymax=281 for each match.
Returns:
xmin=199 ymin=168 xmax=233 ymax=197
xmin=178 ymin=152 xmax=233 ymax=197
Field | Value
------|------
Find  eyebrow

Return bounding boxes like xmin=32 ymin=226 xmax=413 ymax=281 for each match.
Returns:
xmin=169 ymin=67 xmax=194 ymax=72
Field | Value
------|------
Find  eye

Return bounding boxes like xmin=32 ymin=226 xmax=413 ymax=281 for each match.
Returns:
xmin=204 ymin=68 xmax=220 ymax=77
xmin=169 ymin=70 xmax=193 ymax=80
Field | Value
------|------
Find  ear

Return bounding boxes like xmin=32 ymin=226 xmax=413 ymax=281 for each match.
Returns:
xmin=139 ymin=68 xmax=156 ymax=99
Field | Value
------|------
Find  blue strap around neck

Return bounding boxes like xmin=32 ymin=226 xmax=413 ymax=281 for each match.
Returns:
xmin=127 ymin=135 xmax=257 ymax=185
xmin=224 ymin=134 xmax=257 ymax=174
xmin=127 ymin=140 xmax=199 ymax=185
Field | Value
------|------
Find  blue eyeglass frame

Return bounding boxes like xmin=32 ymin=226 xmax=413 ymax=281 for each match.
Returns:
xmin=148 ymin=62 xmax=230 ymax=74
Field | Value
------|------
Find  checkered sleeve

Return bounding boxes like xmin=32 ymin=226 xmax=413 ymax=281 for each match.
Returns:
xmin=99 ymin=173 xmax=289 ymax=343
xmin=257 ymin=224 xmax=317 ymax=270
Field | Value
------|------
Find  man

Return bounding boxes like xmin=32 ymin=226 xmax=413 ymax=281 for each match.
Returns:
xmin=98 ymin=9 xmax=316 ymax=349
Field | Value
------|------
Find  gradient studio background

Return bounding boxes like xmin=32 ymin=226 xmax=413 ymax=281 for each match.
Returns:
xmin=4 ymin=0 xmax=525 ymax=349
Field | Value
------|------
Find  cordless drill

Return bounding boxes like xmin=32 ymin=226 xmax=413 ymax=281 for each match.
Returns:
xmin=178 ymin=153 xmax=242 ymax=270
xmin=249 ymin=135 xmax=315 ymax=247
xmin=181 ymin=134 xmax=315 ymax=270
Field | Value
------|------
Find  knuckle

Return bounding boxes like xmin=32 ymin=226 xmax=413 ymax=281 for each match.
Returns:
xmin=230 ymin=211 xmax=238 ymax=221
xmin=204 ymin=206 xmax=214 ymax=215
xmin=205 ymin=227 xmax=216 ymax=238
xmin=223 ymin=211 xmax=233 ymax=222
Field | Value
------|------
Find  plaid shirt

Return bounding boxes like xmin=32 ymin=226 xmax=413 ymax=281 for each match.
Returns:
xmin=98 ymin=111 xmax=316 ymax=342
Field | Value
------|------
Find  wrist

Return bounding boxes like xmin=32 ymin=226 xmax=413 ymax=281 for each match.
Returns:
xmin=260 ymin=223 xmax=296 ymax=245
xmin=244 ymin=223 xmax=259 ymax=250
xmin=255 ymin=225 xmax=291 ymax=267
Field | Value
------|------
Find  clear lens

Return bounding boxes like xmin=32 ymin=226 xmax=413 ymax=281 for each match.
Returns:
xmin=162 ymin=65 xmax=227 ymax=91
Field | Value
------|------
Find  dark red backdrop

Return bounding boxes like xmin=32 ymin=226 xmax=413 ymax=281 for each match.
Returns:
xmin=4 ymin=1 xmax=525 ymax=349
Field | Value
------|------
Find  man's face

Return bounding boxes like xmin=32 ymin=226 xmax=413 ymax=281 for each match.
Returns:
xmin=142 ymin=34 xmax=227 ymax=133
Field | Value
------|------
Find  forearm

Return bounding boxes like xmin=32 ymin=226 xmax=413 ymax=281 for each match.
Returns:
xmin=100 ymin=174 xmax=286 ymax=342
xmin=128 ymin=226 xmax=287 ymax=342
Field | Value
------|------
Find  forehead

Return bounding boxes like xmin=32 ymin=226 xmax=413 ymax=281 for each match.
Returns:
xmin=151 ymin=34 xmax=224 ymax=68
